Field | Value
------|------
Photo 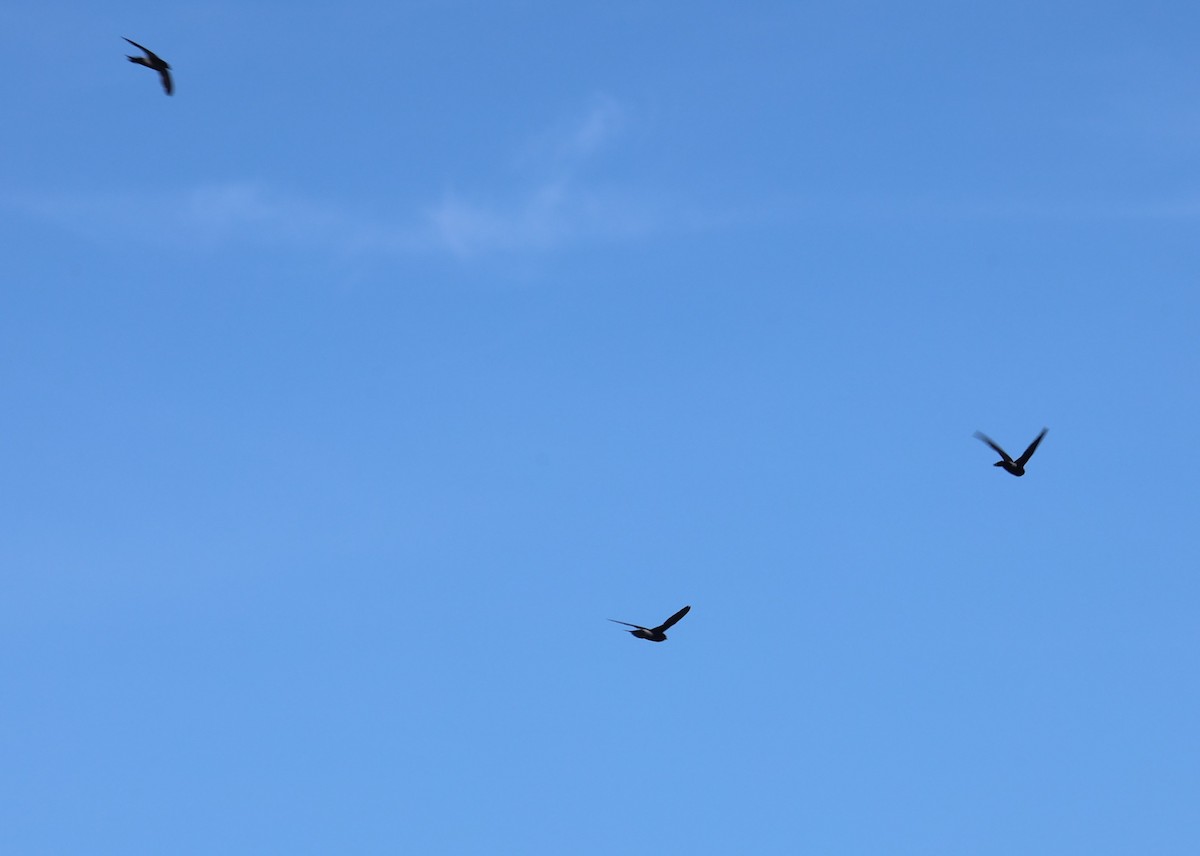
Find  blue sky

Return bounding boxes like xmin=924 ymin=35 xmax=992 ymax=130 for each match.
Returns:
xmin=3 ymin=2 xmax=1200 ymax=853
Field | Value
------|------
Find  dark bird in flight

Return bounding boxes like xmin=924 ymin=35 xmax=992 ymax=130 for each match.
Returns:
xmin=974 ymin=427 xmax=1048 ymax=477
xmin=124 ymin=37 xmax=173 ymax=95
xmin=609 ymin=605 xmax=691 ymax=642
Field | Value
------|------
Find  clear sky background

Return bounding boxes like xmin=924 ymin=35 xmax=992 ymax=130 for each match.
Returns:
xmin=3 ymin=2 xmax=1199 ymax=853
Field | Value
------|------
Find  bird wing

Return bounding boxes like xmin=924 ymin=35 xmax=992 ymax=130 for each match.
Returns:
xmin=1015 ymin=428 xmax=1047 ymax=467
xmin=973 ymin=431 xmax=1013 ymax=464
xmin=654 ymin=605 xmax=691 ymax=632
xmin=124 ymin=37 xmax=165 ymax=66
xmin=159 ymin=67 xmax=173 ymax=95
xmin=608 ymin=619 xmax=649 ymax=631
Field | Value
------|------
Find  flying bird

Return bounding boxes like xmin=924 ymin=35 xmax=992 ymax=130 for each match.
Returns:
xmin=124 ymin=37 xmax=172 ymax=95
xmin=609 ymin=605 xmax=691 ymax=642
xmin=974 ymin=427 xmax=1048 ymax=477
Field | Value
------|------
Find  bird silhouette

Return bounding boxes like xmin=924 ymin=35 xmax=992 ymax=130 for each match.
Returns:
xmin=124 ymin=37 xmax=172 ymax=95
xmin=974 ymin=427 xmax=1047 ymax=477
xmin=609 ymin=605 xmax=691 ymax=642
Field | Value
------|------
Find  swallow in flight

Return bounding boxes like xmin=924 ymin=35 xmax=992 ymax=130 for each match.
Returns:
xmin=124 ymin=37 xmax=173 ymax=95
xmin=609 ymin=605 xmax=691 ymax=642
xmin=973 ymin=427 xmax=1048 ymax=477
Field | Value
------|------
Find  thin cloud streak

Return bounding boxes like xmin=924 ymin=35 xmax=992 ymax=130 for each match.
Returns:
xmin=386 ymin=95 xmax=654 ymax=255
xmin=15 ymin=183 xmax=358 ymax=251
xmin=516 ymin=94 xmax=626 ymax=170
xmin=418 ymin=181 xmax=664 ymax=257
xmin=11 ymin=95 xmax=673 ymax=259
xmin=14 ymin=179 xmax=665 ymax=258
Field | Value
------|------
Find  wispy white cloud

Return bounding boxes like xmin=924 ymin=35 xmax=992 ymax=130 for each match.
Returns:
xmin=16 ymin=181 xmax=360 ymax=251
xmin=517 ymin=94 xmax=626 ymax=170
xmin=420 ymin=181 xmax=661 ymax=256
xmin=411 ymin=95 xmax=657 ymax=255
xmin=12 ymin=94 xmax=675 ymax=259
xmin=571 ymin=96 xmax=624 ymax=159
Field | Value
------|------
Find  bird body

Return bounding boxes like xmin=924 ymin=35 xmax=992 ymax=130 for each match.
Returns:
xmin=124 ymin=37 xmax=173 ymax=95
xmin=974 ymin=428 xmax=1048 ymax=477
xmin=609 ymin=605 xmax=691 ymax=642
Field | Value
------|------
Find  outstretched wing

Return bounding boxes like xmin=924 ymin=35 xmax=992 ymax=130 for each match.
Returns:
xmin=973 ymin=431 xmax=1013 ymax=464
xmin=1015 ymin=427 xmax=1048 ymax=467
xmin=124 ymin=37 xmax=164 ymax=66
xmin=608 ymin=619 xmax=649 ymax=631
xmin=159 ymin=67 xmax=173 ymax=95
xmin=654 ymin=605 xmax=691 ymax=633
xmin=123 ymin=37 xmax=151 ymax=56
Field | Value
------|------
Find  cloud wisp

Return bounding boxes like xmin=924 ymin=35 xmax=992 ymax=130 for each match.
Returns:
xmin=13 ymin=96 xmax=666 ymax=259
xmin=16 ymin=182 xmax=363 ymax=252
xmin=418 ymin=95 xmax=652 ymax=255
